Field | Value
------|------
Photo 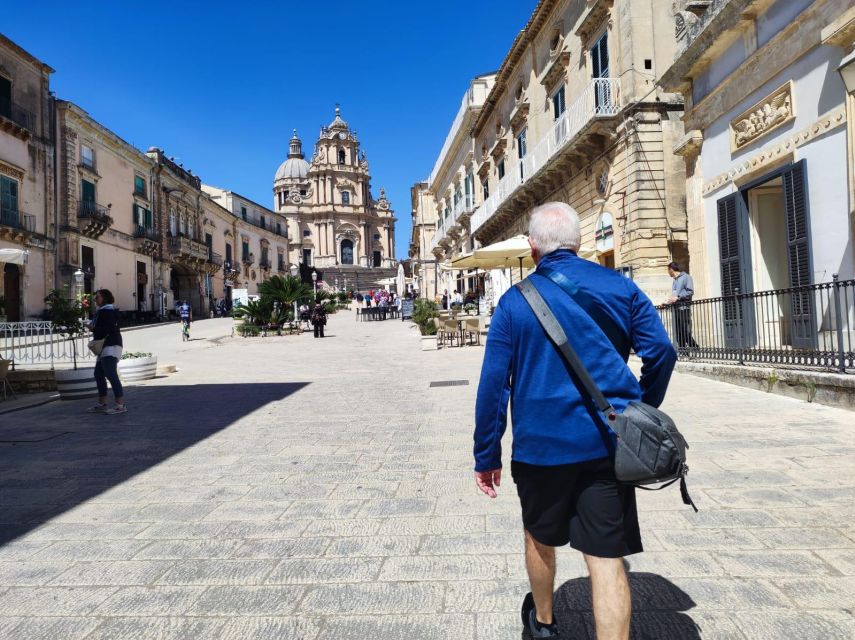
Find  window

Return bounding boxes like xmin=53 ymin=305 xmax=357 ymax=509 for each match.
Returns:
xmin=205 ymin=233 xmax=213 ymax=261
xmin=591 ymin=32 xmax=612 ymax=111
xmin=552 ymin=86 xmax=566 ymax=119
xmin=464 ymin=171 xmax=474 ymax=208
xmin=482 ymin=178 xmax=489 ymax=200
xmin=341 ymin=191 xmax=350 ymax=205
xmin=134 ymin=175 xmax=146 ymax=197
xmin=169 ymin=209 xmax=177 ymax=236
xmin=179 ymin=214 xmax=187 ymax=236
xmin=0 ymin=76 xmax=11 ymax=119
xmin=225 ymin=243 xmax=232 ymax=267
xmin=517 ymin=128 xmax=527 ymax=180
xmin=276 ymin=222 xmax=282 ymax=236
xmin=282 ymin=190 xmax=289 ymax=204
xmin=373 ymin=251 xmax=382 ymax=267
xmin=303 ymin=229 xmax=311 ymax=237
xmin=300 ymin=189 xmax=307 ymax=196
xmin=133 ymin=204 xmax=152 ymax=229
xmin=241 ymin=206 xmax=247 ymax=221
xmin=260 ymin=216 xmax=266 ymax=230
xmin=81 ymin=145 xmax=95 ymax=170
xmin=497 ymin=159 xmax=505 ymax=180
xmin=303 ymin=248 xmax=312 ymax=265
xmin=338 ymin=149 xmax=346 ymax=165
xmin=242 ymin=241 xmax=250 ymax=262
xmin=0 ymin=176 xmax=19 ymax=218
xmin=374 ymin=233 xmax=381 ymax=241
xmin=80 ymin=180 xmax=96 ymax=215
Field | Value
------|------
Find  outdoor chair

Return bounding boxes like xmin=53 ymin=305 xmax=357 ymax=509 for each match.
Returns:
xmin=462 ymin=318 xmax=481 ymax=346
xmin=441 ymin=319 xmax=462 ymax=347
xmin=0 ymin=358 xmax=16 ymax=401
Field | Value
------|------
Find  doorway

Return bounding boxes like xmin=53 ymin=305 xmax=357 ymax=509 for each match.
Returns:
xmin=3 ymin=263 xmax=21 ymax=321
xmin=136 ymin=261 xmax=147 ymax=312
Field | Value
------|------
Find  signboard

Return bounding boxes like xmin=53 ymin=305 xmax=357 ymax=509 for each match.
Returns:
xmin=400 ymin=299 xmax=414 ymax=320
xmin=232 ymin=288 xmax=249 ymax=309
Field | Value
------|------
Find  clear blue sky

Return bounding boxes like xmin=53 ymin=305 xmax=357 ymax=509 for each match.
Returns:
xmin=5 ymin=1 xmax=534 ymax=259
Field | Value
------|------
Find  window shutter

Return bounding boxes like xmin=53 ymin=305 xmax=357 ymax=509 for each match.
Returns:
xmin=717 ymin=193 xmax=755 ymax=347
xmin=782 ymin=160 xmax=815 ymax=348
xmin=145 ymin=208 xmax=153 ymax=228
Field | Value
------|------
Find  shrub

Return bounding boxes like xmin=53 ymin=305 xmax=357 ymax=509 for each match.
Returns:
xmin=323 ymin=302 xmax=337 ymax=314
xmin=121 ymin=352 xmax=153 ymax=360
xmin=412 ymin=298 xmax=438 ymax=336
xmin=236 ymin=324 xmax=261 ymax=337
xmin=336 ymin=291 xmax=348 ymax=303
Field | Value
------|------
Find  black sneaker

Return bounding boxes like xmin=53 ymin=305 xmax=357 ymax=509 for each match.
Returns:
xmin=521 ymin=592 xmax=561 ymax=639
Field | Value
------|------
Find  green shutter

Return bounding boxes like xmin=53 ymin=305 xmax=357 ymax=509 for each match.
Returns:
xmin=81 ymin=180 xmax=95 ymax=204
xmin=145 ymin=208 xmax=153 ymax=228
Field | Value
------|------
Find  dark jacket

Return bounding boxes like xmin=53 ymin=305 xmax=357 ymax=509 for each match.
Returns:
xmin=311 ymin=304 xmax=327 ymax=326
xmin=474 ymin=250 xmax=676 ymax=472
xmin=91 ymin=305 xmax=123 ymax=348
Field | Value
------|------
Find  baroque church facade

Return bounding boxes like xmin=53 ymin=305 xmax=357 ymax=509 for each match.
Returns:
xmin=273 ymin=107 xmax=396 ymax=281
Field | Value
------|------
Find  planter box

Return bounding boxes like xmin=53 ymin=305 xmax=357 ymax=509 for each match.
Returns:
xmin=420 ymin=335 xmax=438 ymax=351
xmin=118 ymin=355 xmax=158 ymax=382
xmin=55 ymin=367 xmax=98 ymax=400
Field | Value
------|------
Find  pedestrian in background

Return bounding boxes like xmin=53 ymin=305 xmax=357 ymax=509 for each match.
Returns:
xmin=474 ymin=202 xmax=676 ymax=640
xmin=311 ymin=301 xmax=327 ymax=338
xmin=667 ymin=261 xmax=699 ymax=350
xmin=87 ymin=289 xmax=126 ymax=415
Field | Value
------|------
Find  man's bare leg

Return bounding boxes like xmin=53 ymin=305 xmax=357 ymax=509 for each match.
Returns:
xmin=584 ymin=554 xmax=631 ymax=640
xmin=524 ymin=529 xmax=556 ymax=625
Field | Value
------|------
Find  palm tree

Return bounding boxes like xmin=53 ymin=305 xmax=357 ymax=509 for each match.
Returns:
xmin=258 ymin=275 xmax=313 ymax=309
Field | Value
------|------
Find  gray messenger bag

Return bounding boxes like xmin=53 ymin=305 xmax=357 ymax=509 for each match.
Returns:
xmin=516 ymin=278 xmax=697 ymax=512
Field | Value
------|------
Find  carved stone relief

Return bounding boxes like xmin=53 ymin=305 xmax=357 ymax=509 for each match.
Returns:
xmin=730 ymin=82 xmax=795 ymax=152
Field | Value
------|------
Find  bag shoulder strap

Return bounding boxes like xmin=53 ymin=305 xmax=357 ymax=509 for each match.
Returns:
xmin=536 ymin=265 xmax=630 ymax=359
xmin=516 ymin=278 xmax=614 ymax=420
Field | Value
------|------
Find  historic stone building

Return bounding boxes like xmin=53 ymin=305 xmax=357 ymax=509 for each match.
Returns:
xmin=660 ymin=0 xmax=855 ymax=302
xmin=408 ymin=180 xmax=438 ymax=301
xmin=0 ymin=35 xmax=55 ymax=321
xmin=273 ymin=108 xmax=397 ymax=291
xmin=465 ymin=0 xmax=688 ymax=302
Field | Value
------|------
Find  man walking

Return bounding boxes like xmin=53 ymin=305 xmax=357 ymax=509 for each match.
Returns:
xmin=667 ymin=261 xmax=699 ymax=350
xmin=474 ymin=202 xmax=676 ymax=639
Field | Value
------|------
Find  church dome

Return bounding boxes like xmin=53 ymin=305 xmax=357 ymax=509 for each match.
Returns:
xmin=274 ymin=130 xmax=310 ymax=181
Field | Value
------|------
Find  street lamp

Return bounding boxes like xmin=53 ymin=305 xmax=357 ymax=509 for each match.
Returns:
xmin=838 ymin=48 xmax=855 ymax=93
xmin=73 ymin=268 xmax=84 ymax=296
xmin=289 ymin=264 xmax=299 ymax=321
xmin=311 ymin=270 xmax=318 ymax=301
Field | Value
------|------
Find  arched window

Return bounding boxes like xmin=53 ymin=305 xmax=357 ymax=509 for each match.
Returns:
xmin=595 ymin=212 xmax=614 ymax=252
xmin=338 ymin=149 xmax=346 ymax=165
xmin=341 ymin=191 xmax=350 ymax=205
xmin=179 ymin=214 xmax=187 ymax=236
xmin=169 ymin=208 xmax=177 ymax=236
xmin=341 ymin=239 xmax=354 ymax=265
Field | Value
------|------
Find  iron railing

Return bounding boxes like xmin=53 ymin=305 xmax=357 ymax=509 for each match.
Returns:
xmin=0 ymin=321 xmax=94 ymax=369
xmin=0 ymin=98 xmax=35 ymax=132
xmin=656 ymin=276 xmax=855 ymax=373
xmin=133 ymin=224 xmax=159 ymax=241
xmin=0 ymin=207 xmax=36 ymax=232
xmin=78 ymin=201 xmax=111 ymax=222
xmin=208 ymin=251 xmax=223 ymax=267
xmin=167 ymin=235 xmax=208 ymax=260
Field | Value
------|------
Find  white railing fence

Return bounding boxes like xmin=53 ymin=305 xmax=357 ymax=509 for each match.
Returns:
xmin=471 ymin=78 xmax=621 ymax=234
xmin=0 ymin=322 xmax=94 ymax=369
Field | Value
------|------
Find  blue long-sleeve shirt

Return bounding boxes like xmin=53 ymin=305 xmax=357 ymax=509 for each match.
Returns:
xmin=473 ymin=250 xmax=676 ymax=472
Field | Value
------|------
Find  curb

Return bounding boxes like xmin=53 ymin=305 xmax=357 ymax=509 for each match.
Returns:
xmin=0 ymin=394 xmax=60 ymax=415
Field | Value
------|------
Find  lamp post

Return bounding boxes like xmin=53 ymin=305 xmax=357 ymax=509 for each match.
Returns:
xmin=73 ymin=268 xmax=84 ymax=298
xmin=289 ymin=264 xmax=299 ymax=322
xmin=837 ymin=48 xmax=855 ymax=93
xmin=311 ymin=270 xmax=318 ymax=302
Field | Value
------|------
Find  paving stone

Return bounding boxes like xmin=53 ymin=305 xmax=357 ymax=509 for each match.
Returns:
xmin=677 ymin=509 xmax=780 ymax=528
xmin=814 ymin=549 xmax=855 ymax=576
xmin=0 ymin=540 xmax=50 ymax=561
xmin=380 ymin=555 xmax=506 ymax=581
xmin=751 ymin=527 xmax=854 ymax=549
xmin=653 ymin=528 xmax=765 ymax=551
xmin=25 ymin=522 xmax=151 ymax=541
xmin=217 ymin=616 xmax=321 ymax=640
xmin=420 ymin=532 xmax=522 ymax=555
xmin=49 ymin=561 xmax=173 ymax=586
xmin=624 ymin=552 xmax=726 ymax=578
xmin=203 ymin=501 xmax=290 ymax=521
xmin=186 ymin=585 xmax=305 ymax=615
xmin=133 ymin=539 xmax=242 ymax=560
xmin=324 ymin=535 xmax=420 ymax=557
xmin=357 ymin=497 xmax=436 ymax=517
xmin=0 ymin=616 xmax=101 ymax=640
xmin=317 ymin=614 xmax=475 ymax=640
xmin=156 ymin=560 xmax=274 ymax=585
xmin=375 ymin=515 xmax=486 ymax=536
xmin=0 ymin=561 xmax=72 ymax=586
xmin=715 ymin=551 xmax=837 ymax=577
xmin=775 ymin=577 xmax=855 ymax=609
xmin=300 ymin=582 xmax=445 ymax=614
xmin=94 ymin=585 xmax=206 ymax=614
xmin=133 ymin=522 xmax=228 ymax=540
xmin=217 ymin=520 xmax=310 ymax=539
xmin=300 ymin=518 xmax=382 ymax=537
xmin=673 ymin=578 xmax=793 ymax=610
xmin=83 ymin=616 xmax=225 ymax=639
xmin=31 ymin=540 xmax=150 ymax=561
xmin=733 ymin=610 xmax=855 ymax=640
xmin=0 ymin=586 xmax=117 ymax=615
xmin=445 ymin=580 xmax=531 ymax=612
xmin=265 ymin=558 xmax=382 ymax=584
xmin=282 ymin=500 xmax=363 ymax=519
xmin=231 ymin=537 xmax=330 ymax=559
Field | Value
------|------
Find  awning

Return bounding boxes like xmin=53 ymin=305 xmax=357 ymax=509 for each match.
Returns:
xmin=0 ymin=248 xmax=28 ymax=265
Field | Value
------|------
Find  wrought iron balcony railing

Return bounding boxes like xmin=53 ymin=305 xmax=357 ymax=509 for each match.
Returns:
xmin=0 ymin=207 xmax=36 ymax=232
xmin=133 ymin=225 xmax=159 ymax=241
xmin=208 ymin=251 xmax=223 ymax=267
xmin=78 ymin=201 xmax=111 ymax=222
xmin=167 ymin=235 xmax=208 ymax=260
xmin=0 ymin=97 xmax=35 ymax=132
xmin=470 ymin=78 xmax=621 ymax=235
xmin=656 ymin=277 xmax=855 ymax=373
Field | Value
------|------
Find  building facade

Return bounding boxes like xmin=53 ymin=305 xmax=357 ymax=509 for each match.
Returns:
xmin=408 ymin=180 xmax=438 ymax=300
xmin=464 ymin=0 xmax=688 ymax=302
xmin=660 ymin=0 xmax=855 ymax=304
xmin=0 ymin=35 xmax=55 ymax=321
xmin=202 ymin=186 xmax=291 ymax=300
xmin=273 ymin=108 xmax=397 ymax=291
xmin=425 ymin=74 xmax=497 ymax=302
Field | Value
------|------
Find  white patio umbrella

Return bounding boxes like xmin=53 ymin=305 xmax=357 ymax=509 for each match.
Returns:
xmin=0 ymin=248 xmax=28 ymax=265
xmin=396 ymin=263 xmax=406 ymax=294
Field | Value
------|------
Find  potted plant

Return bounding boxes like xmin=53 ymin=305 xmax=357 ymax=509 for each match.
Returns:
xmin=412 ymin=298 xmax=439 ymax=350
xmin=463 ymin=302 xmax=477 ymax=314
xmin=118 ymin=351 xmax=158 ymax=382
xmin=46 ymin=288 xmax=97 ymax=400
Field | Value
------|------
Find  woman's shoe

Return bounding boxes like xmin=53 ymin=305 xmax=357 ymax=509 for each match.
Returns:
xmin=87 ymin=404 xmax=107 ymax=413
xmin=105 ymin=404 xmax=127 ymax=415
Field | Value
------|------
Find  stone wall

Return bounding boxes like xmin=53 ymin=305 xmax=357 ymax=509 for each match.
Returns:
xmin=7 ymin=369 xmax=57 ymax=394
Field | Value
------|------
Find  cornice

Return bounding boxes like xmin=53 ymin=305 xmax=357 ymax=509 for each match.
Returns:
xmin=58 ymin=101 xmax=154 ymax=170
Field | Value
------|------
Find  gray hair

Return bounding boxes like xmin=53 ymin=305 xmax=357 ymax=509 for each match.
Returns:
xmin=528 ymin=201 xmax=581 ymax=255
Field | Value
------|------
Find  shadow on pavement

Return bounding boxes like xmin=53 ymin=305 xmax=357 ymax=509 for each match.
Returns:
xmin=554 ymin=571 xmax=701 ymax=639
xmin=0 ymin=382 xmax=308 ymax=546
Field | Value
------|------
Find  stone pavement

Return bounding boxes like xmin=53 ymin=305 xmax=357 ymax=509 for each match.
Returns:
xmin=0 ymin=311 xmax=854 ymax=639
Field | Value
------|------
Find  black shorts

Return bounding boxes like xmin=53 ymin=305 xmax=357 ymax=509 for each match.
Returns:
xmin=511 ymin=457 xmax=642 ymax=558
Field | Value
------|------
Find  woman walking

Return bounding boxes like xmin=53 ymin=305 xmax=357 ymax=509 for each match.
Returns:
xmin=311 ymin=300 xmax=327 ymax=338
xmin=87 ymin=289 xmax=126 ymax=414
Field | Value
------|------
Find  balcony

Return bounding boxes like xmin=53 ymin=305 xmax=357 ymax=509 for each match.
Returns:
xmin=259 ymin=257 xmax=272 ymax=270
xmin=0 ymin=207 xmax=36 ymax=242
xmin=470 ymin=78 xmax=621 ymax=237
xmin=223 ymin=262 xmax=241 ymax=283
xmin=0 ymin=97 xmax=35 ymax=139
xmin=242 ymin=252 xmax=255 ymax=266
xmin=204 ymin=251 xmax=223 ymax=275
xmin=77 ymin=201 xmax=113 ymax=239
xmin=133 ymin=224 xmax=159 ymax=255
xmin=167 ymin=235 xmax=208 ymax=268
